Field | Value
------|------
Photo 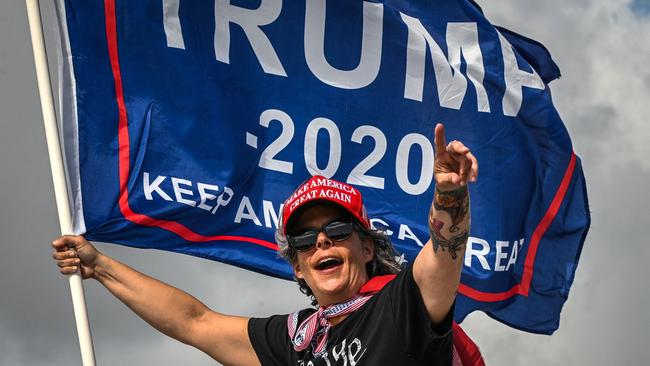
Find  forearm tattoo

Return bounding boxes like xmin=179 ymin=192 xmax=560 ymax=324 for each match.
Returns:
xmin=429 ymin=187 xmax=469 ymax=260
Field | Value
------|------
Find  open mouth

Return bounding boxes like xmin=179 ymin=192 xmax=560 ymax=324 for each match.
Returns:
xmin=315 ymin=257 xmax=343 ymax=271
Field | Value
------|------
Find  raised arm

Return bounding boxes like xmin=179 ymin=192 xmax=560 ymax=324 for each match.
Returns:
xmin=52 ymin=235 xmax=260 ymax=366
xmin=413 ymin=123 xmax=477 ymax=325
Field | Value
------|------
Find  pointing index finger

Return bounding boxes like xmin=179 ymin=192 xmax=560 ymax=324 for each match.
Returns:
xmin=434 ymin=123 xmax=447 ymax=156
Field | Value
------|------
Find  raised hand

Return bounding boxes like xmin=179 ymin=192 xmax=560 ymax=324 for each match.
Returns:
xmin=433 ymin=123 xmax=478 ymax=191
xmin=52 ymin=235 xmax=102 ymax=279
xmin=428 ymin=123 xmax=478 ymax=257
xmin=413 ymin=124 xmax=479 ymax=325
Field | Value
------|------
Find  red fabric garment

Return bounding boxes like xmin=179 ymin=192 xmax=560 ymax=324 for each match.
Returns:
xmin=358 ymin=274 xmax=397 ymax=294
xmin=361 ymin=274 xmax=485 ymax=366
xmin=452 ymin=321 xmax=485 ymax=366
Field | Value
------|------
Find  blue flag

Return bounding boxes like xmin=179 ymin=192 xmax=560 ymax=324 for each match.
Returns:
xmin=54 ymin=0 xmax=589 ymax=334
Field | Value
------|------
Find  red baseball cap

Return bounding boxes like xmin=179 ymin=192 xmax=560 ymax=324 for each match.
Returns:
xmin=281 ymin=176 xmax=370 ymax=234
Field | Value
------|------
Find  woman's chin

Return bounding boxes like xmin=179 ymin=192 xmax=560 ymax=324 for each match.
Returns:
xmin=313 ymin=278 xmax=361 ymax=305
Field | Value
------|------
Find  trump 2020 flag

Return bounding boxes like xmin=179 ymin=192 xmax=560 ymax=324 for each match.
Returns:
xmin=54 ymin=0 xmax=589 ymax=334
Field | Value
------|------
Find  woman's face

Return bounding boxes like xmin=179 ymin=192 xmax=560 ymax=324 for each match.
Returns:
xmin=291 ymin=204 xmax=374 ymax=307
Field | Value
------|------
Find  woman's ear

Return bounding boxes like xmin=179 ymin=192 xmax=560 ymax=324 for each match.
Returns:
xmin=293 ymin=262 xmax=303 ymax=280
xmin=362 ymin=237 xmax=375 ymax=263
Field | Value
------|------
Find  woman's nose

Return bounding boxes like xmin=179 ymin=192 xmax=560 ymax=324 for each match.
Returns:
xmin=315 ymin=231 xmax=333 ymax=249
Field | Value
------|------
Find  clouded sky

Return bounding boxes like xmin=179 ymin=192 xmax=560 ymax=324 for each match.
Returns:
xmin=1 ymin=0 xmax=648 ymax=365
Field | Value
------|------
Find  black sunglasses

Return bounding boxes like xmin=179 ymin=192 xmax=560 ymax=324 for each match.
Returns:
xmin=287 ymin=220 xmax=355 ymax=251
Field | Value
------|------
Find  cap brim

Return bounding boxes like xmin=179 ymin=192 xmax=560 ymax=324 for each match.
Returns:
xmin=284 ymin=199 xmax=352 ymax=234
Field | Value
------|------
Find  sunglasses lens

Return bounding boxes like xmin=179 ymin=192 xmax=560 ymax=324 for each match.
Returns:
xmin=287 ymin=221 xmax=354 ymax=251
xmin=289 ymin=230 xmax=318 ymax=251
xmin=323 ymin=221 xmax=353 ymax=241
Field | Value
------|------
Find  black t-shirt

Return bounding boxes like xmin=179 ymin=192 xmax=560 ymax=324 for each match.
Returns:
xmin=248 ymin=265 xmax=453 ymax=366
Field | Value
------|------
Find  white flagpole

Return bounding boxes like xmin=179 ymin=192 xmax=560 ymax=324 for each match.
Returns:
xmin=25 ymin=1 xmax=96 ymax=365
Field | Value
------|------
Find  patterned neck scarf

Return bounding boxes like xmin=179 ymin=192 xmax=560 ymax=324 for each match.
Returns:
xmin=287 ymin=275 xmax=395 ymax=357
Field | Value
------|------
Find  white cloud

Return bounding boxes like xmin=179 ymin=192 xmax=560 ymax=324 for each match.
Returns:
xmin=483 ymin=0 xmax=650 ymax=171
xmin=462 ymin=2 xmax=650 ymax=365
